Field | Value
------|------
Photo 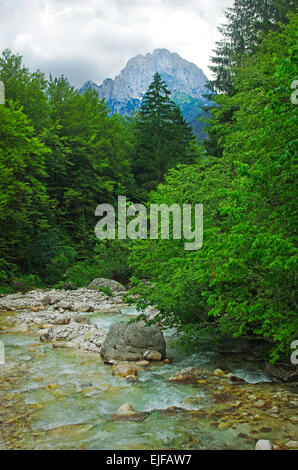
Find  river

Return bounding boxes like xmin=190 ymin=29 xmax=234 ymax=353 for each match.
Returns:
xmin=0 ymin=305 xmax=297 ymax=450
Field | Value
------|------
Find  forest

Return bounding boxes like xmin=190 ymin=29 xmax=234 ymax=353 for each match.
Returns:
xmin=0 ymin=0 xmax=297 ymax=363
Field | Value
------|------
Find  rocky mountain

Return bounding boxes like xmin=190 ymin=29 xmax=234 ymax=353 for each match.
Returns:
xmin=79 ymin=48 xmax=212 ymax=138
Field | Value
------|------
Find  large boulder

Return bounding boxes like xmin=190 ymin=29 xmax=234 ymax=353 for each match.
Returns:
xmin=100 ymin=321 xmax=166 ymax=361
xmin=88 ymin=278 xmax=124 ymax=292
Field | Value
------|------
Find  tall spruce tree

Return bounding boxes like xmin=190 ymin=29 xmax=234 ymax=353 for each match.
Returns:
xmin=209 ymin=0 xmax=297 ymax=95
xmin=132 ymin=72 xmax=196 ymax=198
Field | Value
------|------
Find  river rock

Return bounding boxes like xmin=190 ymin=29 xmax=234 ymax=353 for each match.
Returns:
xmin=52 ymin=343 xmax=74 ymax=349
xmin=255 ymin=440 xmax=273 ymax=450
xmin=41 ymin=293 xmax=61 ymax=305
xmin=54 ymin=302 xmax=74 ymax=311
xmin=169 ymin=367 xmax=211 ymax=384
xmin=136 ymin=360 xmax=150 ymax=366
xmin=269 ymin=406 xmax=279 ymax=415
xmin=112 ymin=404 xmax=148 ymax=422
xmin=11 ymin=323 xmax=29 ymax=333
xmin=145 ymin=305 xmax=160 ymax=321
xmin=88 ymin=278 xmax=124 ymax=292
xmin=40 ymin=323 xmax=107 ymax=352
xmin=214 ymin=369 xmax=226 ymax=376
xmin=143 ymin=350 xmax=162 ymax=361
xmin=74 ymin=304 xmax=95 ymax=313
xmin=84 ymin=329 xmax=107 ymax=349
xmin=75 ymin=315 xmax=91 ymax=324
xmin=0 ymin=287 xmax=124 ymax=313
xmin=289 ymin=416 xmax=298 ymax=424
xmin=114 ymin=404 xmax=137 ymax=417
xmin=254 ymin=400 xmax=266 ymax=409
xmin=125 ymin=375 xmax=139 ymax=382
xmin=112 ymin=362 xmax=138 ymax=378
xmin=285 ymin=441 xmax=298 ymax=449
xmin=100 ymin=321 xmax=166 ymax=361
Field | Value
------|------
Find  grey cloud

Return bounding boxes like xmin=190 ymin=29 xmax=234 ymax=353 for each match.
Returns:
xmin=0 ymin=0 xmax=233 ymax=88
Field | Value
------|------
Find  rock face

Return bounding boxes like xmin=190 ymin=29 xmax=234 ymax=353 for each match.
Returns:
xmin=100 ymin=321 xmax=166 ymax=362
xmin=79 ymin=49 xmax=212 ymax=139
xmin=88 ymin=278 xmax=124 ymax=292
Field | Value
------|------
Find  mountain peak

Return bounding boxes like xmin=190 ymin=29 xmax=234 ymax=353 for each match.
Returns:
xmin=81 ymin=49 xmax=208 ymax=102
xmin=79 ymin=49 xmax=211 ymax=138
xmin=152 ymin=48 xmax=173 ymax=55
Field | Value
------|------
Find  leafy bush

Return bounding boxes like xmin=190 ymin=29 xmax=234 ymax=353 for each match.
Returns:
xmin=64 ymin=239 xmax=133 ymax=287
xmin=98 ymin=286 xmax=113 ymax=297
xmin=27 ymin=229 xmax=77 ymax=285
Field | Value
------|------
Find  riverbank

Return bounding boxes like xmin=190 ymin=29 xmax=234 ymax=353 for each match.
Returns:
xmin=0 ymin=286 xmax=297 ymax=450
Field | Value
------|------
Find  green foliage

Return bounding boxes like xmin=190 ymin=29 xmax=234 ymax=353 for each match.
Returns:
xmin=208 ymin=0 xmax=297 ymax=95
xmin=131 ymin=73 xmax=197 ymax=199
xmin=0 ymin=8 xmax=297 ymax=364
xmin=45 ymin=76 xmax=133 ymax=252
xmin=64 ymin=240 xmax=132 ymax=287
xmin=63 ymin=260 xmax=104 ymax=288
xmin=172 ymin=92 xmax=210 ymax=140
xmin=130 ymin=15 xmax=298 ymax=362
xmin=93 ymin=240 xmax=133 ymax=284
xmin=0 ymin=101 xmax=51 ymax=282
xmin=97 ymin=286 xmax=113 ymax=297
xmin=0 ymin=51 xmax=135 ymax=289
xmin=0 ymin=49 xmax=50 ymax=132
xmin=27 ymin=229 xmax=77 ymax=285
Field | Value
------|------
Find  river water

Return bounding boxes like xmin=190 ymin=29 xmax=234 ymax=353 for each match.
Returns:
xmin=0 ymin=307 xmax=297 ymax=450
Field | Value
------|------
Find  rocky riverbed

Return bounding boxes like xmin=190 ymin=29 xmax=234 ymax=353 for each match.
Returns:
xmin=0 ymin=283 xmax=158 ymax=355
xmin=0 ymin=284 xmax=297 ymax=450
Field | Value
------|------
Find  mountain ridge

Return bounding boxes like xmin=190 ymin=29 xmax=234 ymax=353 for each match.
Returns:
xmin=79 ymin=48 xmax=211 ymax=138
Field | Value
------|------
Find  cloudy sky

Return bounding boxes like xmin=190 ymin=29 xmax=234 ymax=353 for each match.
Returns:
xmin=0 ymin=0 xmax=234 ymax=87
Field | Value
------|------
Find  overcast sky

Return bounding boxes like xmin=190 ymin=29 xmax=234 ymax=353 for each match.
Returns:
xmin=0 ymin=0 xmax=234 ymax=87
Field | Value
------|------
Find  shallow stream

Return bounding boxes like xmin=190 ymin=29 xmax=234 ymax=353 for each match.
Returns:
xmin=0 ymin=307 xmax=297 ymax=450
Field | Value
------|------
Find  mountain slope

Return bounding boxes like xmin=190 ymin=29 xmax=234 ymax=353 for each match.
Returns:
xmin=79 ymin=49 xmax=211 ymax=138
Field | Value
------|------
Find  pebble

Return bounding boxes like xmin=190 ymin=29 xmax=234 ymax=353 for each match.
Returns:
xmin=254 ymin=400 xmax=266 ymax=408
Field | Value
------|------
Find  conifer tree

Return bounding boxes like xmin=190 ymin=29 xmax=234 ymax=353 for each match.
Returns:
xmin=132 ymin=73 xmax=195 ymax=198
xmin=208 ymin=0 xmax=297 ymax=95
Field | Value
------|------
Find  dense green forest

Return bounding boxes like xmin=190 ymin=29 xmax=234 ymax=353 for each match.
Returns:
xmin=0 ymin=0 xmax=297 ymax=362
